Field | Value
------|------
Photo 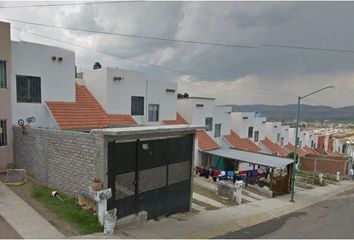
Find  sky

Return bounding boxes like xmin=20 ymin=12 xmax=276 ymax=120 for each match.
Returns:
xmin=1 ymin=1 xmax=354 ymax=107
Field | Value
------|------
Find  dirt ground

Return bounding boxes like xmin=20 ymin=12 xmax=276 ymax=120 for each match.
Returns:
xmin=8 ymin=180 xmax=79 ymax=237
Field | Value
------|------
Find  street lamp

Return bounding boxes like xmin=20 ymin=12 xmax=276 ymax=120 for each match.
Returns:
xmin=290 ymin=85 xmax=335 ymax=202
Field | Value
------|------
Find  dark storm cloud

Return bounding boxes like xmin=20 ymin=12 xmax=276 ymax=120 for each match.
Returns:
xmin=1 ymin=1 xmax=354 ymax=106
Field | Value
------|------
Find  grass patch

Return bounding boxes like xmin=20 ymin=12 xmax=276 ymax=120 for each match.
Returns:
xmin=31 ymin=184 xmax=102 ymax=235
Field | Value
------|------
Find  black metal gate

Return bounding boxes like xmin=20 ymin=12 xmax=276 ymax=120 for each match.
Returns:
xmin=107 ymin=134 xmax=193 ymax=219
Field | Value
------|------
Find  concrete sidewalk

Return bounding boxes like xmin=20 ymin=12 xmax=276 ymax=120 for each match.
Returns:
xmin=0 ymin=182 xmax=64 ymax=239
xmin=82 ymin=181 xmax=354 ymax=239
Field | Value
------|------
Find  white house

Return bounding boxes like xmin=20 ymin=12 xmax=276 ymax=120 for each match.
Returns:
xmin=230 ymin=112 xmax=266 ymax=144
xmin=280 ymin=125 xmax=289 ymax=147
xmin=83 ymin=67 xmax=177 ymax=126
xmin=289 ymin=128 xmax=307 ymax=148
xmin=304 ymin=131 xmax=319 ymax=149
xmin=265 ymin=122 xmax=282 ymax=144
xmin=176 ymin=97 xmax=231 ymax=144
xmin=11 ymin=41 xmax=75 ymax=129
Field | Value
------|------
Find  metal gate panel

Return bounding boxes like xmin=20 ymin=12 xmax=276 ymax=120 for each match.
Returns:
xmin=168 ymin=161 xmax=191 ymax=185
xmin=114 ymin=172 xmax=135 ymax=200
xmin=138 ymin=166 xmax=167 ymax=193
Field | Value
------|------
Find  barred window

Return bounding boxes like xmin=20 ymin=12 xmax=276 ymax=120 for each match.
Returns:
xmin=0 ymin=120 xmax=7 ymax=147
xmin=148 ymin=104 xmax=159 ymax=122
xmin=214 ymin=124 xmax=221 ymax=137
xmin=16 ymin=75 xmax=41 ymax=103
xmin=131 ymin=96 xmax=144 ymax=116
xmin=205 ymin=117 xmax=213 ymax=132
xmin=0 ymin=60 xmax=7 ymax=88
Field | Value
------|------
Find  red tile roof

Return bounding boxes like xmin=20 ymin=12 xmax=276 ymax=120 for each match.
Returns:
xmin=162 ymin=113 xmax=189 ymax=125
xmin=284 ymin=143 xmax=308 ymax=157
xmin=196 ymin=130 xmax=219 ymax=151
xmin=260 ymin=138 xmax=288 ymax=157
xmin=46 ymin=84 xmax=137 ymax=130
xmin=303 ymin=146 xmax=319 ymax=155
xmin=224 ymin=131 xmax=261 ymax=153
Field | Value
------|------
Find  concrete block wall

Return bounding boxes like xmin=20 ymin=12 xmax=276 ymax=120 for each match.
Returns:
xmin=13 ymin=127 xmax=104 ymax=196
xmin=300 ymin=155 xmax=352 ymax=176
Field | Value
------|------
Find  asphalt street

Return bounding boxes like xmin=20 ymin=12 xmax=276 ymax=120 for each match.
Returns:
xmin=216 ymin=188 xmax=354 ymax=239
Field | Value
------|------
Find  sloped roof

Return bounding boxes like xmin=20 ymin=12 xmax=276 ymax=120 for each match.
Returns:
xmin=162 ymin=113 xmax=189 ymax=125
xmin=196 ymin=130 xmax=219 ymax=151
xmin=303 ymin=146 xmax=319 ymax=155
xmin=46 ymin=84 xmax=136 ymax=130
xmin=204 ymin=148 xmax=293 ymax=168
xmin=224 ymin=131 xmax=261 ymax=153
xmin=284 ymin=143 xmax=308 ymax=157
xmin=260 ymin=138 xmax=288 ymax=157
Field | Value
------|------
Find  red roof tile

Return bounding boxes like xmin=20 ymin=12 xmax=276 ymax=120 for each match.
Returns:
xmin=196 ymin=130 xmax=219 ymax=151
xmin=224 ymin=131 xmax=261 ymax=153
xmin=46 ymin=84 xmax=137 ymax=129
xmin=260 ymin=138 xmax=288 ymax=157
xmin=303 ymin=146 xmax=319 ymax=155
xmin=284 ymin=143 xmax=308 ymax=157
xmin=162 ymin=113 xmax=189 ymax=125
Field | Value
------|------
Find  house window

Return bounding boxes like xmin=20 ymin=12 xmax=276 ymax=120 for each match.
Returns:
xmin=248 ymin=126 xmax=253 ymax=138
xmin=0 ymin=120 xmax=7 ymax=147
xmin=148 ymin=104 xmax=159 ymax=122
xmin=16 ymin=75 xmax=41 ymax=103
xmin=205 ymin=117 xmax=213 ymax=131
xmin=254 ymin=131 xmax=259 ymax=142
xmin=214 ymin=124 xmax=221 ymax=137
xmin=280 ymin=137 xmax=284 ymax=147
xmin=0 ymin=60 xmax=7 ymax=88
xmin=277 ymin=133 xmax=281 ymax=143
xmin=131 ymin=96 xmax=144 ymax=116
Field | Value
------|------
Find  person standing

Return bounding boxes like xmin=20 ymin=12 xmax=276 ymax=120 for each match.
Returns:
xmin=350 ymin=168 xmax=354 ymax=181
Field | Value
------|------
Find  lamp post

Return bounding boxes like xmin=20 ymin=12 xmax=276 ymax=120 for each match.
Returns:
xmin=290 ymin=86 xmax=334 ymax=202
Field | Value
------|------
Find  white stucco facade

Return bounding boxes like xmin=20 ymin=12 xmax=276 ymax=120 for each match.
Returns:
xmin=265 ymin=122 xmax=282 ymax=144
xmin=280 ymin=125 xmax=289 ymax=147
xmin=11 ymin=41 xmax=75 ymax=129
xmin=304 ymin=131 xmax=319 ymax=148
xmin=230 ymin=112 xmax=266 ymax=143
xmin=83 ymin=67 xmax=177 ymax=125
xmin=289 ymin=128 xmax=307 ymax=148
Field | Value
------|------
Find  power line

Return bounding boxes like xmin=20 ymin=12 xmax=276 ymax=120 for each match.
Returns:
xmin=0 ymin=1 xmax=136 ymax=9
xmin=11 ymin=26 xmax=294 ymax=98
xmin=3 ymin=18 xmax=259 ymax=49
xmin=262 ymin=44 xmax=354 ymax=54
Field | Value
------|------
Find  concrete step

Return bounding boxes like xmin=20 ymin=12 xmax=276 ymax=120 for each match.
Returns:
xmin=241 ymin=194 xmax=257 ymax=203
xmin=193 ymin=177 xmax=217 ymax=192
xmin=242 ymin=188 xmax=268 ymax=200
xmin=192 ymin=192 xmax=224 ymax=208
xmin=192 ymin=203 xmax=205 ymax=212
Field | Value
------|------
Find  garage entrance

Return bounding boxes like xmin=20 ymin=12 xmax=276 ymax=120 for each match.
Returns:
xmin=107 ymin=134 xmax=193 ymax=219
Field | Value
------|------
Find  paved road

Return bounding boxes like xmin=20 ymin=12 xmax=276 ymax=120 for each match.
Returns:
xmin=216 ymin=188 xmax=354 ymax=239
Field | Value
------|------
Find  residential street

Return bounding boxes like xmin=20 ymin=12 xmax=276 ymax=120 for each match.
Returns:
xmin=216 ymin=188 xmax=354 ymax=239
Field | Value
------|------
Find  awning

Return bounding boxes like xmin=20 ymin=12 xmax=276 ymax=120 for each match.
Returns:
xmin=203 ymin=148 xmax=294 ymax=168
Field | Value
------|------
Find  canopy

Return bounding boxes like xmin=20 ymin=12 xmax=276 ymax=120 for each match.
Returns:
xmin=203 ymin=148 xmax=293 ymax=168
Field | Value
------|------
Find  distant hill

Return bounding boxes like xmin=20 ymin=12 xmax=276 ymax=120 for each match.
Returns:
xmin=225 ymin=104 xmax=354 ymax=122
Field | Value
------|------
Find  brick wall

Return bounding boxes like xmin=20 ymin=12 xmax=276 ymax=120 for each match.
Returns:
xmin=13 ymin=127 xmax=104 ymax=196
xmin=300 ymin=154 xmax=352 ymax=175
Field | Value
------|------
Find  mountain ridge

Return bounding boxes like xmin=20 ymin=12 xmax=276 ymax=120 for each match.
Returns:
xmin=225 ymin=104 xmax=354 ymax=122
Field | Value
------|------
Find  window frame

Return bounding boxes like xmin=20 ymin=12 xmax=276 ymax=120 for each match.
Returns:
xmin=248 ymin=126 xmax=253 ymax=138
xmin=148 ymin=104 xmax=159 ymax=122
xmin=214 ymin=123 xmax=221 ymax=137
xmin=0 ymin=60 xmax=7 ymax=89
xmin=254 ymin=130 xmax=259 ymax=142
xmin=0 ymin=119 xmax=7 ymax=147
xmin=16 ymin=75 xmax=42 ymax=103
xmin=131 ymin=96 xmax=144 ymax=116
xmin=205 ymin=117 xmax=213 ymax=132
xmin=276 ymin=133 xmax=281 ymax=143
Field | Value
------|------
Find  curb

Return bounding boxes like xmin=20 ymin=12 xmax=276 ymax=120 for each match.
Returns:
xmin=183 ymin=183 xmax=354 ymax=239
